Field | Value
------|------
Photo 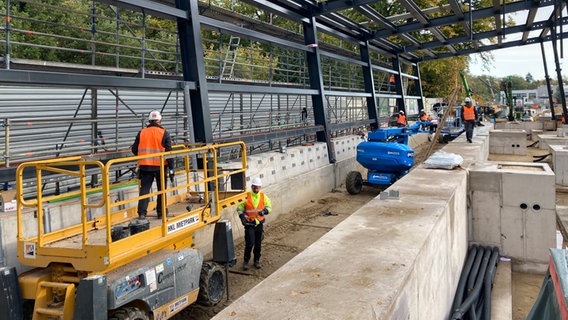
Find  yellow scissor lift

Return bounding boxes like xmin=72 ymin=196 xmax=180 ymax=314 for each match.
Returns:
xmin=15 ymin=141 xmax=248 ymax=320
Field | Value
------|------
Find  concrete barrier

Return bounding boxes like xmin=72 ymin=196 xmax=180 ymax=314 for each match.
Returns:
xmin=213 ymin=127 xmax=493 ymax=319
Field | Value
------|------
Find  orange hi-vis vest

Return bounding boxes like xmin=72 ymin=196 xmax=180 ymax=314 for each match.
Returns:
xmin=463 ymin=105 xmax=475 ymax=121
xmin=244 ymin=191 xmax=265 ymax=222
xmin=420 ymin=114 xmax=427 ymax=121
xmin=397 ymin=114 xmax=406 ymax=126
xmin=138 ymin=126 xmax=166 ymax=167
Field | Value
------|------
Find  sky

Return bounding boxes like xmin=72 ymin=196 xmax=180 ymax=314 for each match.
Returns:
xmin=467 ymin=7 xmax=568 ymax=81
xmin=468 ymin=40 xmax=568 ymax=81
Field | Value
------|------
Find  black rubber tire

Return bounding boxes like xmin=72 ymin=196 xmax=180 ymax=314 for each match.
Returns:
xmin=109 ymin=307 xmax=149 ymax=320
xmin=197 ymin=261 xmax=225 ymax=306
xmin=346 ymin=171 xmax=363 ymax=195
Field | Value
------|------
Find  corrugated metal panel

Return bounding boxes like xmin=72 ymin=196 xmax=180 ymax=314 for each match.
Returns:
xmin=0 ymin=86 xmax=185 ymax=165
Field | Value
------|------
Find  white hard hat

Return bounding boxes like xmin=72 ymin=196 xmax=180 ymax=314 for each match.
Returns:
xmin=252 ymin=177 xmax=262 ymax=187
xmin=399 ymin=110 xmax=404 ymax=114
xmin=148 ymin=110 xmax=162 ymax=121
xmin=464 ymin=97 xmax=471 ymax=103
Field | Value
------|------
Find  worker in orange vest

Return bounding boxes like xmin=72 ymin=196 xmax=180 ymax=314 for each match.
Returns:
xmin=419 ymin=110 xmax=428 ymax=130
xmin=389 ymin=74 xmax=395 ymax=91
xmin=237 ymin=177 xmax=272 ymax=270
xmin=131 ymin=110 xmax=174 ymax=219
xmin=396 ymin=110 xmax=407 ymax=127
xmin=461 ymin=97 xmax=478 ymax=143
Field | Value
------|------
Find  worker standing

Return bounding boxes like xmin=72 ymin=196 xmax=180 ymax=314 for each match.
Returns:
xmin=237 ymin=177 xmax=272 ymax=270
xmin=131 ymin=110 xmax=174 ymax=219
xmin=419 ymin=110 xmax=428 ymax=130
xmin=389 ymin=74 xmax=395 ymax=92
xmin=461 ymin=97 xmax=478 ymax=143
xmin=396 ymin=110 xmax=407 ymax=127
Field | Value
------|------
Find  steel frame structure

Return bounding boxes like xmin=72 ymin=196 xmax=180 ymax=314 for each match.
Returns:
xmin=0 ymin=0 xmax=568 ymax=185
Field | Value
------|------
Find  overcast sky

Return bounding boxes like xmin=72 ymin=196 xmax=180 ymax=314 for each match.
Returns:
xmin=468 ymin=40 xmax=568 ymax=81
xmin=467 ymin=7 xmax=568 ymax=81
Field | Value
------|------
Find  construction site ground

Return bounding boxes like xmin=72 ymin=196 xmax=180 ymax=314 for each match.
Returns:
xmin=175 ymin=136 xmax=549 ymax=320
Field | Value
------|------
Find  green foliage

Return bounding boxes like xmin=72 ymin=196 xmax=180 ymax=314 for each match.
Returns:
xmin=420 ymin=57 xmax=468 ymax=100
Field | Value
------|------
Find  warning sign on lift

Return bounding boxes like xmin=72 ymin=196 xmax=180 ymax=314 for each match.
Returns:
xmin=167 ymin=214 xmax=200 ymax=234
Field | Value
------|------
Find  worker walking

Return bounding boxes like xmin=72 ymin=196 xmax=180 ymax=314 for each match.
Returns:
xmin=131 ymin=110 xmax=174 ymax=219
xmin=237 ymin=177 xmax=272 ymax=270
xmin=461 ymin=97 xmax=478 ymax=143
xmin=396 ymin=110 xmax=407 ymax=127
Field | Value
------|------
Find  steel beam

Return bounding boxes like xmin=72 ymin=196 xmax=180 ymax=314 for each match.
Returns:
xmin=0 ymin=69 xmax=188 ymax=90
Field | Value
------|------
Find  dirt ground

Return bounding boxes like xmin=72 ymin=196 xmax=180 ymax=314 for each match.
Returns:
xmin=177 ymin=186 xmax=380 ymax=320
xmin=174 ymin=136 xmax=550 ymax=320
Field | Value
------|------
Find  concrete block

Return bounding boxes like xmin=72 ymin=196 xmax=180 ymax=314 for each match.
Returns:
xmin=489 ymin=130 xmax=527 ymax=155
xmin=550 ymin=145 xmax=568 ymax=186
xmin=524 ymin=208 xmax=556 ymax=263
xmin=531 ymin=129 xmax=543 ymax=141
xmin=470 ymin=190 xmax=501 ymax=247
xmin=469 ymin=161 xmax=555 ymax=266
xmin=501 ymin=163 xmax=555 ymax=210
xmin=469 ymin=164 xmax=501 ymax=192
xmin=543 ymin=120 xmax=556 ymax=131
xmin=500 ymin=206 xmax=524 ymax=259
xmin=491 ymin=260 xmax=512 ymax=320
xmin=537 ymin=134 xmax=568 ymax=150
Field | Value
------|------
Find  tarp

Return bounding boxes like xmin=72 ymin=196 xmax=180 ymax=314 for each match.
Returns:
xmin=527 ymin=249 xmax=568 ymax=319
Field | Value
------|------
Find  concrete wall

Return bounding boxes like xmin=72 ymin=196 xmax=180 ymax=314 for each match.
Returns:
xmin=469 ymin=162 xmax=556 ymax=273
xmin=213 ymin=126 xmax=493 ymax=320
xmin=489 ymin=130 xmax=527 ymax=155
xmin=0 ymin=135 xmax=364 ymax=272
xmin=551 ymin=145 xmax=568 ymax=186
xmin=494 ymin=121 xmax=543 ymax=131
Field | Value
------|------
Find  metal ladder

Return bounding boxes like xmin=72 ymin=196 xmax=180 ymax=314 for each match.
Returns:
xmin=33 ymin=281 xmax=76 ymax=320
xmin=222 ymin=36 xmax=240 ymax=79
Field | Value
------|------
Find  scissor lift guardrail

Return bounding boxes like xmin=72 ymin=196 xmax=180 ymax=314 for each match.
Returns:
xmin=16 ymin=142 xmax=247 ymax=273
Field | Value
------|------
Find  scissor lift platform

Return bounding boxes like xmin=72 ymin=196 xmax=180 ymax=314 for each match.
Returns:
xmin=16 ymin=142 xmax=247 ymax=273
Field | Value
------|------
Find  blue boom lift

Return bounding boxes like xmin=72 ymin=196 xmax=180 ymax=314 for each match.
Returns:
xmin=346 ymin=122 xmax=430 ymax=194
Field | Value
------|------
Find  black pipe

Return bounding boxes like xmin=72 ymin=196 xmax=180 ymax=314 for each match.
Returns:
xmin=482 ymin=247 xmax=500 ymax=320
xmin=451 ymin=245 xmax=479 ymax=312
xmin=452 ymin=247 xmax=492 ymax=320
xmin=467 ymin=247 xmax=490 ymax=320
xmin=467 ymin=247 xmax=486 ymax=296
xmin=527 ymin=140 xmax=539 ymax=148
xmin=533 ymin=154 xmax=551 ymax=162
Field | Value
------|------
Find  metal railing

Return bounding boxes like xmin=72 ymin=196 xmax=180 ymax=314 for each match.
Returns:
xmin=16 ymin=141 xmax=247 ymax=272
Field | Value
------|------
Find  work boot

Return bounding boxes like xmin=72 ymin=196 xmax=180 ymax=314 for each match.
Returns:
xmin=254 ymin=261 xmax=262 ymax=269
xmin=467 ymin=138 xmax=472 ymax=143
xmin=243 ymin=261 xmax=250 ymax=270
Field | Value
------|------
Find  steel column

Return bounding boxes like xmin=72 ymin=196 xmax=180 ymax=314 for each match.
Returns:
xmin=414 ymin=63 xmax=424 ymax=112
xmin=176 ymin=0 xmax=213 ymax=143
xmin=550 ymin=15 xmax=568 ymax=123
xmin=359 ymin=41 xmax=379 ymax=131
xmin=392 ymin=55 xmax=406 ymax=114
xmin=540 ymin=41 xmax=556 ymax=119
xmin=303 ymin=17 xmax=336 ymax=163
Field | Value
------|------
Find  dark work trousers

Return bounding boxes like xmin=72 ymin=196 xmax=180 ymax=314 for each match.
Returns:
xmin=244 ymin=223 xmax=264 ymax=263
xmin=137 ymin=169 xmax=168 ymax=218
xmin=464 ymin=120 xmax=475 ymax=140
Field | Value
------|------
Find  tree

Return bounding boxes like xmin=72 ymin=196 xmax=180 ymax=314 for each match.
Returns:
xmin=525 ymin=73 xmax=534 ymax=83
